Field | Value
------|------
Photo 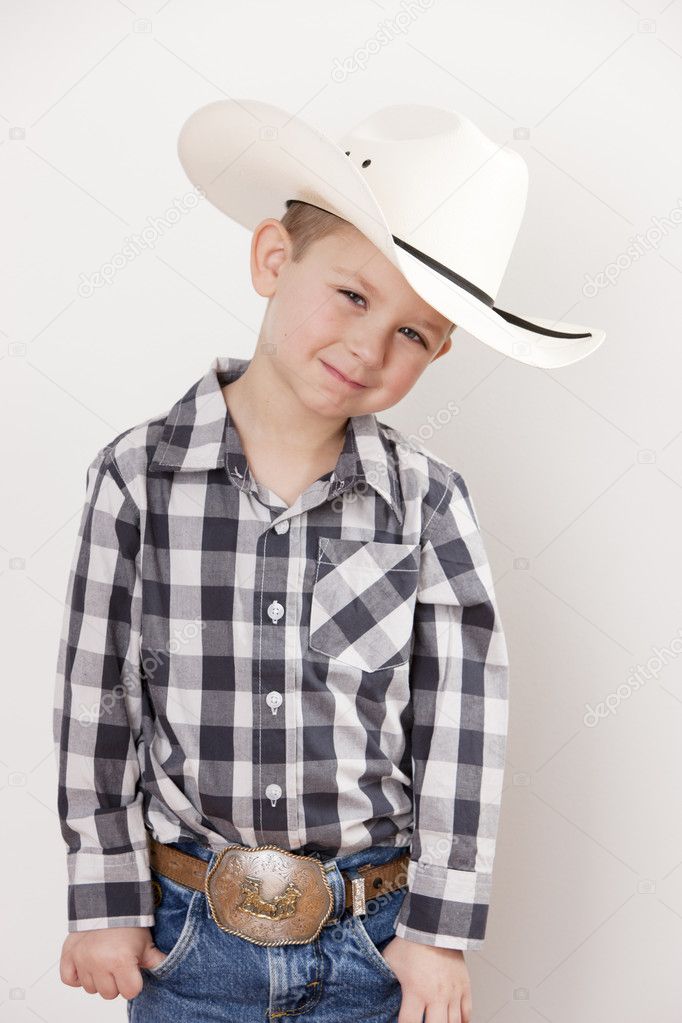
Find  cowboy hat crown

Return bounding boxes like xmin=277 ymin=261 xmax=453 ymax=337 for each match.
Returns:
xmin=177 ymin=98 xmax=605 ymax=369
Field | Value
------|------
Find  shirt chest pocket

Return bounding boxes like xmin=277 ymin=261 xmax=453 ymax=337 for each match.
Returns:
xmin=309 ymin=537 xmax=420 ymax=673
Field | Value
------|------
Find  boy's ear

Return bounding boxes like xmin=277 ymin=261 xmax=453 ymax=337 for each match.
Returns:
xmin=433 ymin=332 xmax=454 ymax=361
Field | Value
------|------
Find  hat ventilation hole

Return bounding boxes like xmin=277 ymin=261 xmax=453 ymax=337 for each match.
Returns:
xmin=362 ymin=158 xmax=371 ymax=167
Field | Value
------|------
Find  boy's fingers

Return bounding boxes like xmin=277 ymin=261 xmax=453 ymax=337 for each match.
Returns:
xmin=458 ymin=990 xmax=471 ymax=1023
xmin=397 ymin=989 xmax=427 ymax=1023
xmin=113 ymin=965 xmax=145 ymax=1001
xmin=93 ymin=972 xmax=120 ymax=1000
xmin=79 ymin=970 xmax=97 ymax=995
xmin=424 ymin=1001 xmax=449 ymax=1023
xmin=422 ymin=993 xmax=468 ymax=1023
xmin=59 ymin=952 xmax=81 ymax=987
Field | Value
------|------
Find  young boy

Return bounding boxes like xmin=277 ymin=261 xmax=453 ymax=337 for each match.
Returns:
xmin=53 ymin=100 xmax=604 ymax=1023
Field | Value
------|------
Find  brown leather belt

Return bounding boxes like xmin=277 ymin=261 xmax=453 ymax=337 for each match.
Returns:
xmin=148 ymin=835 xmax=410 ymax=947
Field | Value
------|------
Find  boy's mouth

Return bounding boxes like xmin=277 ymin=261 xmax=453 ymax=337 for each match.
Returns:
xmin=320 ymin=359 xmax=368 ymax=390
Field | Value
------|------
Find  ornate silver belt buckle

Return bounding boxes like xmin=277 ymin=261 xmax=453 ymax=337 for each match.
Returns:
xmin=205 ymin=844 xmax=334 ymax=947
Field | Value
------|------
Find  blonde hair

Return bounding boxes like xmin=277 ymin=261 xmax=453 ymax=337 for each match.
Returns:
xmin=279 ymin=199 xmax=347 ymax=261
xmin=279 ymin=199 xmax=455 ymax=341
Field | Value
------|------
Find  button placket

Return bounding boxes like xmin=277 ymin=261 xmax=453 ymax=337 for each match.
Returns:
xmin=255 ymin=525 xmax=291 ymax=839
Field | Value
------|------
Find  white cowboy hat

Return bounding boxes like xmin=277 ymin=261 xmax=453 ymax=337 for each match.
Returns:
xmin=176 ymin=98 xmax=606 ymax=369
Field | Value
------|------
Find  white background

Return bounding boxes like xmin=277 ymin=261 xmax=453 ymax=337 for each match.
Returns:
xmin=3 ymin=0 xmax=681 ymax=1019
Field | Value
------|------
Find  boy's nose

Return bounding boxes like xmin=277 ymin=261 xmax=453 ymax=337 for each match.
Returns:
xmin=343 ymin=334 xmax=387 ymax=370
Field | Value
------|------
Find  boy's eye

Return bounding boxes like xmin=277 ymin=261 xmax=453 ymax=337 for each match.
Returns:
xmin=400 ymin=327 xmax=428 ymax=348
xmin=339 ymin=289 xmax=366 ymax=307
xmin=338 ymin=290 xmax=428 ymax=348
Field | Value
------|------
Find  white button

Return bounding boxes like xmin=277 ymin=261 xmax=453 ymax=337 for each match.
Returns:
xmin=265 ymin=783 xmax=282 ymax=806
xmin=266 ymin=691 xmax=283 ymax=715
xmin=274 ymin=519 xmax=289 ymax=534
xmin=267 ymin=600 xmax=284 ymax=624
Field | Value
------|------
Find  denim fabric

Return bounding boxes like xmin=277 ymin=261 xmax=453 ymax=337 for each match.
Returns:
xmin=127 ymin=838 xmax=411 ymax=1022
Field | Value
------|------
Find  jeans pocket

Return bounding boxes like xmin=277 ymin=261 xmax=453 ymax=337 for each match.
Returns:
xmin=145 ymin=871 xmax=203 ymax=980
xmin=349 ymin=886 xmax=406 ymax=984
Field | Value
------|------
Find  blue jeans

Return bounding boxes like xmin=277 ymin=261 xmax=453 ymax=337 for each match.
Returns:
xmin=127 ymin=837 xmax=411 ymax=1022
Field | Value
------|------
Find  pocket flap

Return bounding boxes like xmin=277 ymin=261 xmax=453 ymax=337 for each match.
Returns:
xmin=318 ymin=538 xmax=419 ymax=579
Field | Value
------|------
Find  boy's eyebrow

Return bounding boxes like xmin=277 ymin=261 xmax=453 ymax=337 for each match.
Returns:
xmin=331 ymin=265 xmax=381 ymax=298
xmin=331 ymin=264 xmax=443 ymax=336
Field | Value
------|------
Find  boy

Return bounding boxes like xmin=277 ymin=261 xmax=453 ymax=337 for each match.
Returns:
xmin=53 ymin=100 xmax=604 ymax=1022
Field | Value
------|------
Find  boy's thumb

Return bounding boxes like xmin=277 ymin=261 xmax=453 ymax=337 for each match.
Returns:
xmin=139 ymin=942 xmax=167 ymax=970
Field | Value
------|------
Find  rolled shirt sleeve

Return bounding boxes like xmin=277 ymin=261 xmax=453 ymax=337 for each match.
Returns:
xmin=394 ymin=470 xmax=510 ymax=950
xmin=52 ymin=447 xmax=154 ymax=932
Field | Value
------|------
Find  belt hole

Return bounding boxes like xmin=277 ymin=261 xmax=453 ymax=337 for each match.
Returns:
xmin=372 ymin=877 xmax=384 ymax=889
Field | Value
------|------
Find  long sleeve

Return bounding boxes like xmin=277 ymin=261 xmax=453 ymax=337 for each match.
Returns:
xmin=394 ymin=470 xmax=510 ymax=950
xmin=53 ymin=447 xmax=154 ymax=932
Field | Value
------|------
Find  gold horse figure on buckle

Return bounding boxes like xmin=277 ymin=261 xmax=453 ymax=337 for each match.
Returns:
xmin=237 ymin=876 xmax=302 ymax=920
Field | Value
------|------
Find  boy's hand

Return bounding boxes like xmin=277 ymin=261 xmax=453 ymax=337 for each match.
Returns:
xmin=59 ymin=926 xmax=166 ymax=1000
xmin=381 ymin=935 xmax=472 ymax=1023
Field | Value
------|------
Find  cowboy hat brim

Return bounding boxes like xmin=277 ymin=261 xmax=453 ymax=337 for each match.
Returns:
xmin=393 ymin=244 xmax=606 ymax=369
xmin=177 ymin=97 xmax=605 ymax=369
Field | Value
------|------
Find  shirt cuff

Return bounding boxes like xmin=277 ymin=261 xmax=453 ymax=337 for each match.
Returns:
xmin=393 ymin=859 xmax=493 ymax=950
xmin=66 ymin=846 xmax=156 ymax=932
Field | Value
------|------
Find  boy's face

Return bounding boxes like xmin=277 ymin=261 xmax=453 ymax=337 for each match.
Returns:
xmin=251 ymin=219 xmax=454 ymax=419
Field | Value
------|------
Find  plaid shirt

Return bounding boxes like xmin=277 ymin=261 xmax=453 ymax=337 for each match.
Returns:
xmin=53 ymin=354 xmax=509 ymax=950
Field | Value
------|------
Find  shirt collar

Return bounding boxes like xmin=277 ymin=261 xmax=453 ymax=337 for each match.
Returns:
xmin=149 ymin=355 xmax=403 ymax=523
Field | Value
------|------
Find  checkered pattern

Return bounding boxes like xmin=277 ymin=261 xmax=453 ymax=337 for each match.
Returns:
xmin=309 ymin=538 xmax=421 ymax=672
xmin=53 ymin=354 xmax=509 ymax=949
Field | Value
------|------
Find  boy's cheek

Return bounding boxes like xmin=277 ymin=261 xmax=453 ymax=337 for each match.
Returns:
xmin=370 ymin=366 xmax=420 ymax=406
